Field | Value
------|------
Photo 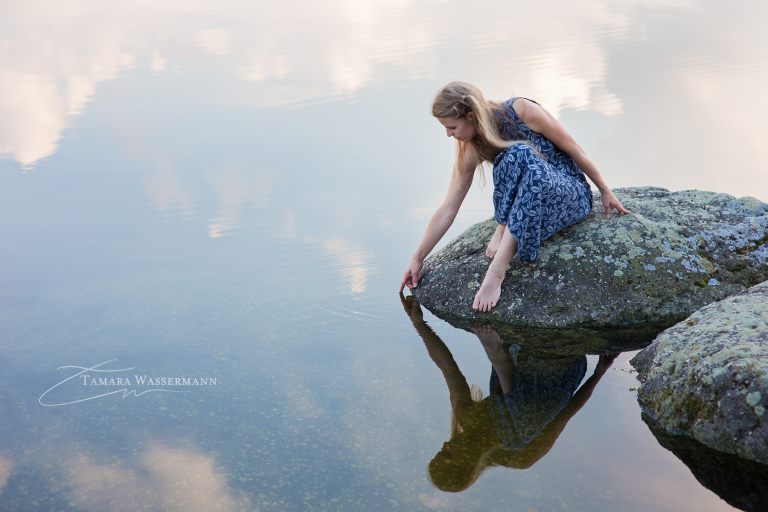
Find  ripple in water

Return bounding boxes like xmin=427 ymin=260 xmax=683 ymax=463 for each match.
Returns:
xmin=253 ymin=250 xmax=411 ymax=334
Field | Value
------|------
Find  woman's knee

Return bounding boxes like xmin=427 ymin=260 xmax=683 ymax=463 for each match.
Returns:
xmin=497 ymin=144 xmax=538 ymax=173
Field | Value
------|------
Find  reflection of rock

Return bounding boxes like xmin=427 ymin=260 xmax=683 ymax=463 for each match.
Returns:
xmin=644 ymin=415 xmax=768 ymax=512
xmin=632 ymin=281 xmax=768 ymax=465
xmin=413 ymin=187 xmax=768 ymax=327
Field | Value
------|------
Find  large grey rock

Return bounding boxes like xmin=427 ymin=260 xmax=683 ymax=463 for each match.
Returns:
xmin=631 ymin=281 xmax=768 ymax=465
xmin=412 ymin=187 xmax=768 ymax=327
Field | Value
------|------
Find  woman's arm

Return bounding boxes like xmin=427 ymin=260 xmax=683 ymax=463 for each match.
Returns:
xmin=512 ymin=99 xmax=629 ymax=218
xmin=399 ymin=294 xmax=475 ymax=421
xmin=400 ymin=145 xmax=477 ymax=292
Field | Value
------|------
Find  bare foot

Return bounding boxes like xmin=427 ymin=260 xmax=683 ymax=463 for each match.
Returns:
xmin=472 ymin=278 xmax=502 ymax=312
xmin=485 ymin=230 xmax=503 ymax=258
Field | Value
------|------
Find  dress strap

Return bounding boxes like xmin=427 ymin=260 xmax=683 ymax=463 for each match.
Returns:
xmin=511 ymin=96 xmax=540 ymax=106
xmin=507 ymin=97 xmax=540 ymax=121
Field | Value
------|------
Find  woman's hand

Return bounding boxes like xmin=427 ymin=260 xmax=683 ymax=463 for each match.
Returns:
xmin=600 ymin=189 xmax=630 ymax=218
xmin=399 ymin=259 xmax=424 ymax=293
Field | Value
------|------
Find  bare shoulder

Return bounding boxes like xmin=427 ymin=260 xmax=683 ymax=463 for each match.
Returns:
xmin=512 ymin=97 xmax=551 ymax=133
xmin=511 ymin=97 xmax=544 ymax=121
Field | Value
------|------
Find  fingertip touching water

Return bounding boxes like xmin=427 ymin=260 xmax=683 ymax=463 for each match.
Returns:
xmin=399 ymin=81 xmax=630 ymax=311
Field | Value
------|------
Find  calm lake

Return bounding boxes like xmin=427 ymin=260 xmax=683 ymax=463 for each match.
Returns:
xmin=1 ymin=1 xmax=767 ymax=510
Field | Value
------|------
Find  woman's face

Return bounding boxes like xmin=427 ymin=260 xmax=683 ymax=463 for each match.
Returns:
xmin=437 ymin=115 xmax=476 ymax=142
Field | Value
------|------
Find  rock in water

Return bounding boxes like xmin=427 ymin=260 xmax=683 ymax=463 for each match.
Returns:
xmin=631 ymin=281 xmax=768 ymax=465
xmin=412 ymin=187 xmax=768 ymax=327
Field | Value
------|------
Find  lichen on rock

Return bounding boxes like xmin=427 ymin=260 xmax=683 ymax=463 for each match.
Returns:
xmin=631 ymin=280 xmax=768 ymax=465
xmin=411 ymin=187 xmax=768 ymax=328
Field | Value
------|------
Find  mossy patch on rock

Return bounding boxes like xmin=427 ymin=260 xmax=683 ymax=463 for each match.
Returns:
xmin=631 ymin=280 xmax=768 ymax=465
xmin=412 ymin=187 xmax=767 ymax=328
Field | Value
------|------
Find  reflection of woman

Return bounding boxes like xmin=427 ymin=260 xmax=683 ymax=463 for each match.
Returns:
xmin=399 ymin=81 xmax=629 ymax=311
xmin=400 ymin=295 xmax=616 ymax=492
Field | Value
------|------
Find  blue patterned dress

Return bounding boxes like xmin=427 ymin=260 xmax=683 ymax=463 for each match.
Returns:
xmin=492 ymin=97 xmax=593 ymax=262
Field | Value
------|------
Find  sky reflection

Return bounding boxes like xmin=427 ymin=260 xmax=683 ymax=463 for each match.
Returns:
xmin=65 ymin=443 xmax=252 ymax=512
xmin=0 ymin=1 xmax=765 ymax=510
xmin=1 ymin=0 xmax=765 ymax=203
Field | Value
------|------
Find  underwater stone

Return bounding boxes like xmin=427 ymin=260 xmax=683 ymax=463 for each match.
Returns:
xmin=411 ymin=187 xmax=768 ymax=327
xmin=631 ymin=281 xmax=768 ymax=465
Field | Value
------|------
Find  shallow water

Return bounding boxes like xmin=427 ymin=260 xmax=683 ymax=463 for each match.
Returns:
xmin=1 ymin=1 xmax=767 ymax=510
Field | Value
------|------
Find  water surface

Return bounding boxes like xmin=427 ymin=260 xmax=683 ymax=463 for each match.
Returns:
xmin=1 ymin=1 xmax=767 ymax=510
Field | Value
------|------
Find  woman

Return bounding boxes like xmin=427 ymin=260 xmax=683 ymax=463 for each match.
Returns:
xmin=399 ymin=81 xmax=629 ymax=311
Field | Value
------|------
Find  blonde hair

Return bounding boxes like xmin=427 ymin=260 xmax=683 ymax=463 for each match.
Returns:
xmin=431 ymin=81 xmax=534 ymax=180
